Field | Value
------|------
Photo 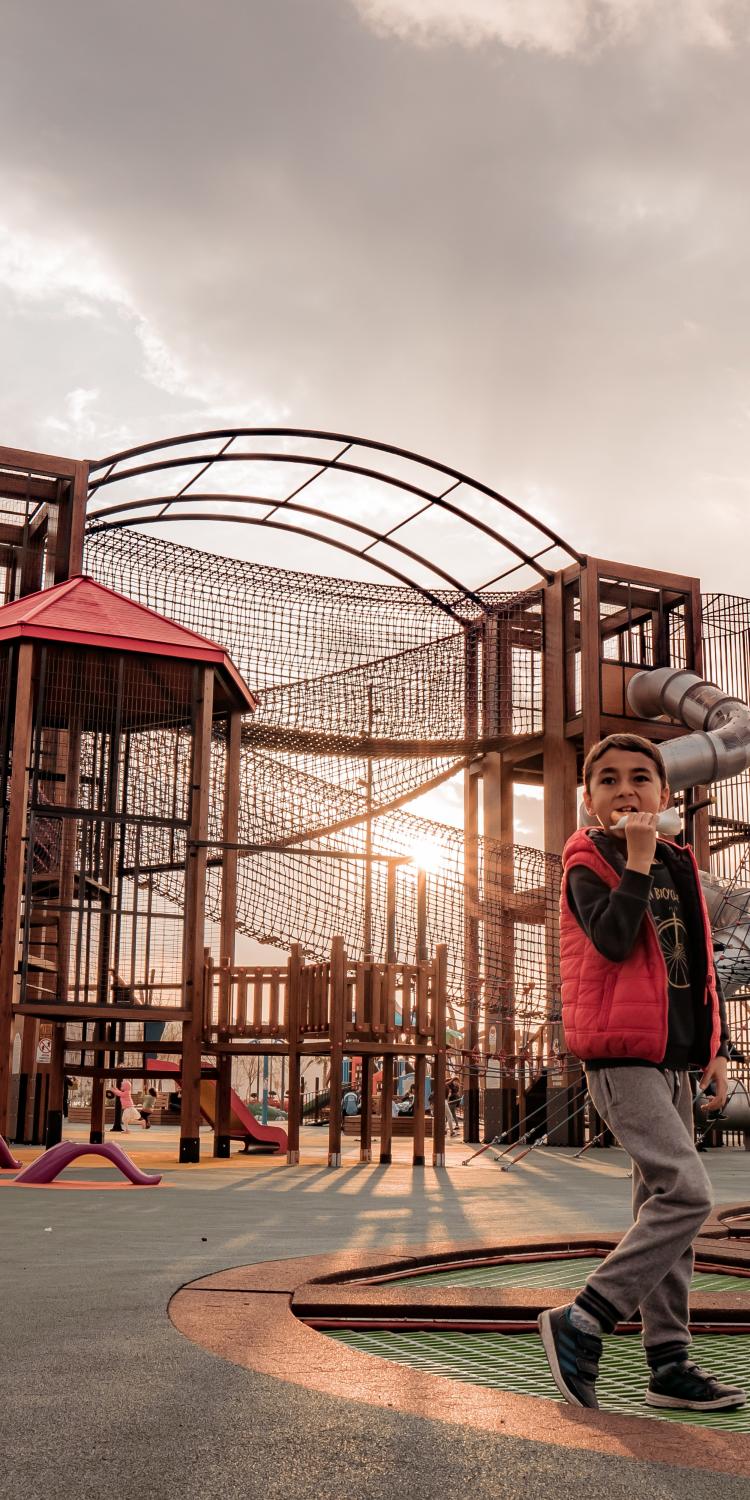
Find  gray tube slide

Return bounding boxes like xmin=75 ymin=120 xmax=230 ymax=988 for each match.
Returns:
xmin=626 ymin=667 xmax=750 ymax=999
xmin=626 ymin=667 xmax=750 ymax=792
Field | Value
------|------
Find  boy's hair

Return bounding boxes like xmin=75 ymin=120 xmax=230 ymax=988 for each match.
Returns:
xmin=583 ymin=733 xmax=668 ymax=791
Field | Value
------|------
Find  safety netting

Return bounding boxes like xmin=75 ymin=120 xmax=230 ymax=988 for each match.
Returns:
xmin=81 ymin=525 xmax=750 ymax=1052
xmin=83 ymin=528 xmax=559 ymax=1035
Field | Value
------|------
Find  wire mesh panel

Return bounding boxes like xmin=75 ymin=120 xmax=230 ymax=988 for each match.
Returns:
xmin=392 ymin=1256 xmax=750 ymax=1292
xmin=325 ymin=1329 xmax=750 ymax=1431
xmin=702 ymin=594 xmax=750 ymax=885
xmin=17 ymin=644 xmax=198 ymax=1015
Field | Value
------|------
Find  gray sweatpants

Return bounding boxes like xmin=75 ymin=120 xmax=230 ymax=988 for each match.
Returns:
xmin=584 ymin=1066 xmax=713 ymax=1357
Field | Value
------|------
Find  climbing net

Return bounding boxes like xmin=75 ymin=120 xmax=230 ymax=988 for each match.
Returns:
xmin=83 ymin=528 xmax=559 ymax=1036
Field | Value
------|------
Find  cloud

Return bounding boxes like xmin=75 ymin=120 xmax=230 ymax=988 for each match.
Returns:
xmin=2 ymin=0 xmax=750 ymax=596
xmin=44 ymin=387 xmax=101 ymax=441
xmin=0 ymin=220 xmax=125 ymax=310
xmin=0 ymin=205 xmax=284 ymax=455
xmin=349 ymin=0 xmax=743 ymax=54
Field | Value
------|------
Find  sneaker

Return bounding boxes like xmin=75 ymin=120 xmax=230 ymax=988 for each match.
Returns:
xmin=538 ymin=1305 xmax=602 ymax=1409
xmin=646 ymin=1361 xmax=747 ymax=1411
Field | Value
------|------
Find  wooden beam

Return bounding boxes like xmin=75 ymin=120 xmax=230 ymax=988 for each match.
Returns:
xmin=0 ymin=474 xmax=58 ymax=505
xmin=0 ymin=445 xmax=79 ymax=478
xmin=500 ymin=732 xmax=544 ymax=767
xmin=585 ymin=554 xmax=699 ymax=595
xmin=565 ymin=715 xmax=688 ymax=740
xmin=13 ymin=1004 xmax=190 ymax=1022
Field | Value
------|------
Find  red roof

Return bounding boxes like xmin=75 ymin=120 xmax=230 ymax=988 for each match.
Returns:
xmin=0 ymin=576 xmax=257 ymax=712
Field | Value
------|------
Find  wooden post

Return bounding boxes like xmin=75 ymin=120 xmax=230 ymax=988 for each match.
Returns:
xmin=413 ymin=1053 xmax=427 ymax=1167
xmin=481 ymin=610 xmax=517 ymax=1144
xmin=180 ymin=666 xmax=214 ymax=1164
xmin=432 ymin=944 xmax=448 ymax=1167
xmin=90 ymin=1062 xmax=106 ymax=1143
xmin=542 ymin=573 xmax=578 ymax=1106
xmin=50 ymin=459 xmax=88 ymax=583
xmin=327 ymin=935 xmax=345 ymax=1168
xmin=482 ymin=755 xmax=515 ymax=1143
xmin=0 ymin=643 xmax=34 ymax=1138
xmin=542 ymin=575 xmax=579 ymax=857
xmin=45 ymin=1024 xmax=66 ymax=1147
xmin=687 ymin=580 xmax=711 ymax=869
xmin=379 ymin=1052 xmax=394 ymax=1164
xmin=51 ymin=702 xmax=84 ymax=1146
xmin=215 ymin=710 xmax=241 ymax=1158
xmin=16 ymin=1016 xmax=39 ymax=1141
xmin=379 ymin=897 xmax=397 ymax=1164
xmin=463 ymin=625 xmax=482 ymax=1144
xmin=286 ymin=943 xmax=302 ymax=1164
xmin=579 ymin=559 xmax=601 ymax=755
xmin=386 ymin=860 xmax=397 ymax=962
xmin=359 ymin=1051 xmax=373 ymax=1163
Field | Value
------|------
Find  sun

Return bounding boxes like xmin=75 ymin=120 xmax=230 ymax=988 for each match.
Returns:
xmin=408 ymin=839 xmax=443 ymax=874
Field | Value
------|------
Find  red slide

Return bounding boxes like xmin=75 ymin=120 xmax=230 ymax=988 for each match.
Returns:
xmin=147 ymin=1061 xmax=287 ymax=1153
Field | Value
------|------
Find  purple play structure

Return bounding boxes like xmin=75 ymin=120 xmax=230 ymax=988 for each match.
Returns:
xmin=0 ymin=1135 xmax=21 ymax=1170
xmin=13 ymin=1141 xmax=161 ymax=1186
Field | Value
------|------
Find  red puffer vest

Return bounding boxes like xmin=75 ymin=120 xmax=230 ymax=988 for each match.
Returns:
xmin=560 ymin=828 xmax=721 ymax=1064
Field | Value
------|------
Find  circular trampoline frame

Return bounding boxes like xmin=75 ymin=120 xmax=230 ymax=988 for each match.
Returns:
xmin=170 ymin=1222 xmax=750 ymax=1475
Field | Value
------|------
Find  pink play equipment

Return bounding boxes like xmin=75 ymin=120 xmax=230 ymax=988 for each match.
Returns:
xmin=150 ymin=1060 xmax=287 ymax=1154
xmin=13 ymin=1141 xmax=161 ymax=1186
xmin=0 ymin=1135 xmax=21 ymax=1170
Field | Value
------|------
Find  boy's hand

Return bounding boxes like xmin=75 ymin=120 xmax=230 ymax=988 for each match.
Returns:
xmin=623 ymin=811 xmax=659 ymax=874
xmin=699 ymin=1056 xmax=728 ymax=1111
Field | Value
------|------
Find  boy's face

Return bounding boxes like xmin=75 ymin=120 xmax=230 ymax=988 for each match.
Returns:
xmin=583 ymin=748 xmax=669 ymax=834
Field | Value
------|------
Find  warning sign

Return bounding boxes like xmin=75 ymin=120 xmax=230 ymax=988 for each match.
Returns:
xmin=36 ymin=1023 xmax=53 ymax=1066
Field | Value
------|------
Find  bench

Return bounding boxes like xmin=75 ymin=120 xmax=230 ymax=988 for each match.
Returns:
xmin=66 ymin=1104 xmax=175 ymax=1127
xmin=343 ymin=1115 xmax=434 ymax=1137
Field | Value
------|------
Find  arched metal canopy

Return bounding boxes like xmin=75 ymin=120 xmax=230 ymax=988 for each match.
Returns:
xmin=86 ymin=428 xmax=583 ymax=619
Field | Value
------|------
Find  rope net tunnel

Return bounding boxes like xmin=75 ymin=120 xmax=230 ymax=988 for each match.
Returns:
xmin=83 ymin=526 xmax=562 ymax=1044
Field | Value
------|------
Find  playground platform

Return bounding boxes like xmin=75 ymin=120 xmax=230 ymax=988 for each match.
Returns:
xmin=2 ymin=1135 xmax=750 ymax=1500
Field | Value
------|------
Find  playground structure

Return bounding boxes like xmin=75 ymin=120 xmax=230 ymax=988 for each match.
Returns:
xmin=2 ymin=432 xmax=750 ymax=1162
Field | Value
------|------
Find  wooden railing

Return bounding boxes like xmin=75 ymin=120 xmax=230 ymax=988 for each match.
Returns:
xmin=299 ymin=961 xmax=331 ymax=1037
xmin=203 ymin=956 xmax=289 ymax=1039
xmin=203 ymin=947 xmax=444 ymax=1048
xmin=200 ymin=937 xmax=449 ymax=1168
xmin=343 ymin=960 xmax=439 ymax=1044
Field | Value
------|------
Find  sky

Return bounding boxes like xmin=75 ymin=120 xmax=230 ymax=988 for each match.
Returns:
xmin=2 ymin=0 xmax=750 ymax=598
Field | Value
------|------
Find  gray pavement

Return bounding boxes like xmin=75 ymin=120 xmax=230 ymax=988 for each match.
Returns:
xmin=2 ymin=1135 xmax=749 ymax=1500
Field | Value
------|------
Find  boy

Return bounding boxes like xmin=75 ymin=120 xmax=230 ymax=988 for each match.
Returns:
xmin=538 ymin=733 xmax=745 ymax=1413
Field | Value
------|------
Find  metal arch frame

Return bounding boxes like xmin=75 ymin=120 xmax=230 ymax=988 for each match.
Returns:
xmin=87 ymin=495 xmax=489 ymax=621
xmin=86 ymin=427 xmax=583 ymax=615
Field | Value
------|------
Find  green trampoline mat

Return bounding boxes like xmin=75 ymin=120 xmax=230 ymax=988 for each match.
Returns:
xmin=327 ymin=1329 xmax=750 ymax=1429
xmin=398 ymin=1257 xmax=749 ymax=1292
